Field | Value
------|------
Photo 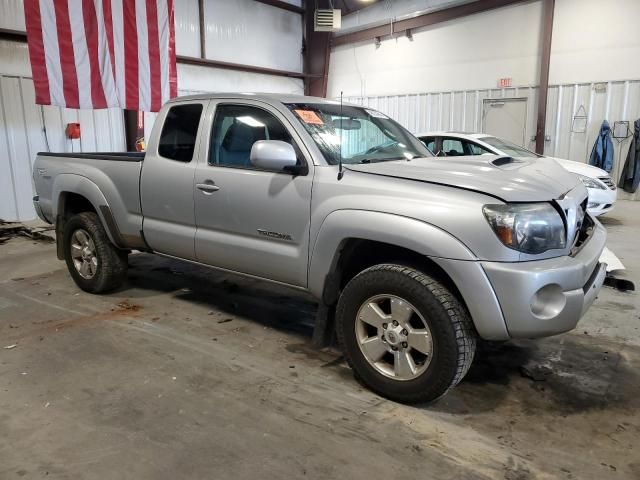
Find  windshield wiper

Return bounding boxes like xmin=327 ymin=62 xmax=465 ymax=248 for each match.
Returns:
xmin=358 ymin=157 xmax=406 ymax=164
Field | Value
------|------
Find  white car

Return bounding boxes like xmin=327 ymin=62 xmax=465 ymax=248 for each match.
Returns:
xmin=416 ymin=132 xmax=617 ymax=216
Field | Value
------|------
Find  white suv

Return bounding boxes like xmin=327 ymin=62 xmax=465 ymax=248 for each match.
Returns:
xmin=417 ymin=132 xmax=617 ymax=216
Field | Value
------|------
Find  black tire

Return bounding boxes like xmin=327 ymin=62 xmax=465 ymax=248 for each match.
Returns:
xmin=336 ymin=264 xmax=476 ymax=404
xmin=63 ymin=212 xmax=128 ymax=293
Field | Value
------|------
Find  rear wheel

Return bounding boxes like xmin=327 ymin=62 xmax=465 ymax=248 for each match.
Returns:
xmin=63 ymin=212 xmax=127 ymax=293
xmin=336 ymin=264 xmax=476 ymax=404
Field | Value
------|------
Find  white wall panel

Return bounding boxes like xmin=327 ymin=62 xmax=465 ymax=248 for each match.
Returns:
xmin=330 ymin=0 xmax=640 ymax=98
xmin=177 ymin=63 xmax=303 ymax=94
xmin=175 ymin=0 xmax=201 ymax=57
xmin=0 ymin=41 xmax=32 ymax=77
xmin=346 ymin=80 xmax=640 ymax=200
xmin=340 ymin=0 xmax=470 ymax=34
xmin=550 ymin=0 xmax=640 ymax=85
xmin=329 ymin=2 xmax=543 ymax=97
xmin=0 ymin=75 xmax=125 ymax=222
xmin=0 ymin=0 xmax=25 ymax=31
xmin=203 ymin=0 xmax=303 ymax=72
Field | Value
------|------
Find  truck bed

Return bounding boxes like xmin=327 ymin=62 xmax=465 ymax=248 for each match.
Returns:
xmin=33 ymin=151 xmax=146 ymax=250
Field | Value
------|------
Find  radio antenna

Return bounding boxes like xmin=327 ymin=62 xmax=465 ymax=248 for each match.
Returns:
xmin=338 ymin=91 xmax=344 ymax=180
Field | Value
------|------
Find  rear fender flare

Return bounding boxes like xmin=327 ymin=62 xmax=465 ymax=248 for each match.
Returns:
xmin=53 ymin=174 xmax=123 ymax=250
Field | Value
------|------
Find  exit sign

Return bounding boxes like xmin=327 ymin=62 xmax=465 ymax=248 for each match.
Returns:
xmin=498 ymin=77 xmax=512 ymax=88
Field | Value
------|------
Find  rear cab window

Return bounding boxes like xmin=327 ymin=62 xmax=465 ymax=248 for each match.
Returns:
xmin=158 ymin=104 xmax=204 ymax=162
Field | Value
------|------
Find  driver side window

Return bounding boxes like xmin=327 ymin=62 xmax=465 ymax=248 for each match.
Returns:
xmin=210 ymin=104 xmax=294 ymax=168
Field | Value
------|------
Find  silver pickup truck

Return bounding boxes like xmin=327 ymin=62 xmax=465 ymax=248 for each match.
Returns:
xmin=33 ymin=93 xmax=607 ymax=403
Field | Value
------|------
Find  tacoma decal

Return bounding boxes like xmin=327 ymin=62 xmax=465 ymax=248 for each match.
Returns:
xmin=257 ymin=229 xmax=293 ymax=241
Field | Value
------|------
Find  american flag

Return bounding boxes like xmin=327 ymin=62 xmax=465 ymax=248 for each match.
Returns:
xmin=25 ymin=0 xmax=177 ymax=112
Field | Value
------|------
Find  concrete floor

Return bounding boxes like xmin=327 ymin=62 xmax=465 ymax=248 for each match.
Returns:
xmin=1 ymin=202 xmax=638 ymax=480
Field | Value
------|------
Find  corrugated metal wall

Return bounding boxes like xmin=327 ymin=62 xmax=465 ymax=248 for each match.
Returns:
xmin=0 ymin=74 xmax=126 ymax=221
xmin=346 ymin=79 xmax=640 ymax=200
xmin=0 ymin=0 xmax=25 ymax=31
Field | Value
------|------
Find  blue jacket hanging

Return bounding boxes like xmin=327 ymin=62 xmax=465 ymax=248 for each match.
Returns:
xmin=618 ymin=119 xmax=640 ymax=193
xmin=589 ymin=120 xmax=614 ymax=172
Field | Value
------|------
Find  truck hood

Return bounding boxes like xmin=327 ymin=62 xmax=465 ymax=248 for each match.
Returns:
xmin=345 ymin=155 xmax=581 ymax=202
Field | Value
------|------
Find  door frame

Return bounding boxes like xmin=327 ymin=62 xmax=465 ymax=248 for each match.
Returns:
xmin=481 ymin=97 xmax=528 ymax=146
xmin=192 ymin=98 xmax=316 ymax=288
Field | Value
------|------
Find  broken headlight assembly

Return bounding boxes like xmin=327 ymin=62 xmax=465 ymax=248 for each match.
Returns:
xmin=483 ymin=203 xmax=566 ymax=254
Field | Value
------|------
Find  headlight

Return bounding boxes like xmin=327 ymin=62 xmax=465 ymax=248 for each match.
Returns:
xmin=578 ymin=174 xmax=605 ymax=190
xmin=483 ymin=203 xmax=566 ymax=254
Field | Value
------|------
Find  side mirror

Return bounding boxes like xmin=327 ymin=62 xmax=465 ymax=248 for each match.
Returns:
xmin=250 ymin=140 xmax=299 ymax=172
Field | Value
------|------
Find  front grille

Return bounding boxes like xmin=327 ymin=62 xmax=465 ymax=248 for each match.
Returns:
xmin=598 ymin=176 xmax=616 ymax=190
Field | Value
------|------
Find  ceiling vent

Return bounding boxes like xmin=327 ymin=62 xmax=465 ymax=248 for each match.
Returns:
xmin=314 ymin=9 xmax=341 ymax=32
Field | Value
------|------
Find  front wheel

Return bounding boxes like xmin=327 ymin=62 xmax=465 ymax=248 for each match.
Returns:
xmin=336 ymin=264 xmax=476 ymax=404
xmin=63 ymin=212 xmax=128 ymax=293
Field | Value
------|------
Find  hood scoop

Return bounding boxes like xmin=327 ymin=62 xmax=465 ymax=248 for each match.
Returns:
xmin=491 ymin=156 xmax=516 ymax=167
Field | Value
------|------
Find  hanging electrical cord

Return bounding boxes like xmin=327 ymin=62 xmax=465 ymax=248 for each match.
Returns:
xmin=39 ymin=105 xmax=50 ymax=152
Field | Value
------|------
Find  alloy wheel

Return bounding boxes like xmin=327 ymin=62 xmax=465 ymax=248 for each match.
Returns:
xmin=70 ymin=229 xmax=98 ymax=279
xmin=355 ymin=294 xmax=433 ymax=381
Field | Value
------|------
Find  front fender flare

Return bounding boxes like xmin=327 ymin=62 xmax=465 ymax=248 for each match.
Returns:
xmin=308 ymin=209 xmax=477 ymax=299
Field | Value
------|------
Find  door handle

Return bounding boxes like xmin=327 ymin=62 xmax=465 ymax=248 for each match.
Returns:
xmin=196 ymin=182 xmax=220 ymax=194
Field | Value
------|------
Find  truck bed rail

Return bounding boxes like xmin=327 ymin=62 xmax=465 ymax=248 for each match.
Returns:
xmin=37 ymin=152 xmax=145 ymax=162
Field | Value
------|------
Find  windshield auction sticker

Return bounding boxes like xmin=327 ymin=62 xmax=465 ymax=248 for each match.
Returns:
xmin=294 ymin=109 xmax=324 ymax=125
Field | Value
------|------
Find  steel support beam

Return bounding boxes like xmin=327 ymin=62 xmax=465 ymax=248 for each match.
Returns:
xmin=253 ymin=0 xmax=304 ymax=14
xmin=332 ymin=0 xmax=530 ymax=47
xmin=123 ymin=110 xmax=139 ymax=152
xmin=535 ymin=0 xmax=555 ymax=154
xmin=198 ymin=0 xmax=206 ymax=59
xmin=0 ymin=28 xmax=27 ymax=42
xmin=304 ymin=1 xmax=331 ymax=96
xmin=177 ymin=55 xmax=306 ymax=79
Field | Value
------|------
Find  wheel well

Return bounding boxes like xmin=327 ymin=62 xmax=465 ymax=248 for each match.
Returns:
xmin=323 ymin=238 xmax=465 ymax=307
xmin=60 ymin=192 xmax=96 ymax=217
xmin=312 ymin=238 xmax=471 ymax=349
xmin=55 ymin=192 xmax=98 ymax=260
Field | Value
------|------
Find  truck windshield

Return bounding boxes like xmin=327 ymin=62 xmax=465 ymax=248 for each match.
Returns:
xmin=286 ymin=103 xmax=431 ymax=165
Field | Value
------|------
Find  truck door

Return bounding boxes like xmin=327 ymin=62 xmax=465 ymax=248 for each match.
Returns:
xmin=140 ymin=100 xmax=207 ymax=259
xmin=193 ymin=101 xmax=313 ymax=287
